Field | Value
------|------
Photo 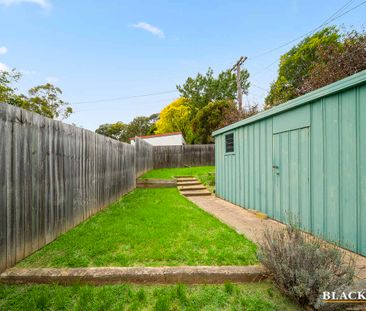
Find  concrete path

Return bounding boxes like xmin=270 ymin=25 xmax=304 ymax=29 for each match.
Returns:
xmin=0 ymin=266 xmax=267 ymax=285
xmin=188 ymin=195 xmax=366 ymax=280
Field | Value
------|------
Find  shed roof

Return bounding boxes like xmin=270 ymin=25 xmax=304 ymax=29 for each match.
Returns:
xmin=212 ymin=69 xmax=366 ymax=137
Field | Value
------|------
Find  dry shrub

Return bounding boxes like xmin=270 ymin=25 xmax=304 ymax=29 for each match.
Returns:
xmin=258 ymin=225 xmax=355 ymax=310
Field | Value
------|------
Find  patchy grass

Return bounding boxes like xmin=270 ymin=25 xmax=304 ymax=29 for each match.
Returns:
xmin=18 ymin=188 xmax=257 ymax=268
xmin=0 ymin=282 xmax=301 ymax=311
xmin=140 ymin=166 xmax=215 ymax=180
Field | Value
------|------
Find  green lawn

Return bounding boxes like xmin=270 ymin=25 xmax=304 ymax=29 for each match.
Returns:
xmin=0 ymin=282 xmax=301 ymax=311
xmin=140 ymin=166 xmax=216 ymax=191
xmin=18 ymin=188 xmax=257 ymax=268
xmin=140 ymin=166 xmax=215 ymax=180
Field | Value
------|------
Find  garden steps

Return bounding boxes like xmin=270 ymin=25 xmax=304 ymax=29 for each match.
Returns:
xmin=178 ymin=185 xmax=206 ymax=191
xmin=176 ymin=177 xmax=212 ymax=197
xmin=180 ymin=190 xmax=211 ymax=197
xmin=177 ymin=181 xmax=201 ymax=186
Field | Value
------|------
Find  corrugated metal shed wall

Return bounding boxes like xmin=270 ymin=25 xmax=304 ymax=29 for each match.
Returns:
xmin=214 ymin=72 xmax=366 ymax=256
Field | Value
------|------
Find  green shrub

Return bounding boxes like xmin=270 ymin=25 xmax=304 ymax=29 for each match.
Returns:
xmin=258 ymin=225 xmax=355 ymax=310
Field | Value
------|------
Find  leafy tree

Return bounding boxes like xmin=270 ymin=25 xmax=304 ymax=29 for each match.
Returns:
xmin=155 ymin=98 xmax=194 ymax=142
xmin=125 ymin=114 xmax=158 ymax=139
xmin=95 ymin=122 xmax=128 ymax=141
xmin=0 ymin=70 xmax=21 ymax=104
xmin=265 ymin=27 xmax=341 ymax=108
xmin=300 ymin=29 xmax=366 ymax=94
xmin=177 ymin=67 xmax=250 ymax=110
xmin=26 ymin=83 xmax=72 ymax=119
xmin=191 ymin=100 xmax=258 ymax=144
xmin=95 ymin=114 xmax=158 ymax=143
xmin=0 ymin=70 xmax=72 ymax=119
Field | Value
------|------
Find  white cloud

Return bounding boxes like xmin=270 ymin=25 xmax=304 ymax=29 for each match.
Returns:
xmin=46 ymin=76 xmax=58 ymax=84
xmin=132 ymin=22 xmax=165 ymax=38
xmin=0 ymin=46 xmax=8 ymax=55
xmin=0 ymin=62 xmax=9 ymax=72
xmin=0 ymin=0 xmax=50 ymax=9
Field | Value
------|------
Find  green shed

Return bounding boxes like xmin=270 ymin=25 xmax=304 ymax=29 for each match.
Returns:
xmin=213 ymin=70 xmax=366 ymax=256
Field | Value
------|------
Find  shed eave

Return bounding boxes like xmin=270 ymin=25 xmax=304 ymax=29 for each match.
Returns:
xmin=212 ymin=69 xmax=366 ymax=137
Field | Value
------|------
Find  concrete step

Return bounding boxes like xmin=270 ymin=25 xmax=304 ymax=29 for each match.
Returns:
xmin=178 ymin=185 xmax=206 ymax=191
xmin=177 ymin=181 xmax=201 ymax=186
xmin=181 ymin=190 xmax=211 ymax=197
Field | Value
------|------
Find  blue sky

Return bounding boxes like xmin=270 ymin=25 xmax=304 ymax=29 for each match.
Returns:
xmin=0 ymin=0 xmax=365 ymax=130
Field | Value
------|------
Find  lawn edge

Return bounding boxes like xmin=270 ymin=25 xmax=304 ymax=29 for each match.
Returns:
xmin=0 ymin=265 xmax=268 ymax=285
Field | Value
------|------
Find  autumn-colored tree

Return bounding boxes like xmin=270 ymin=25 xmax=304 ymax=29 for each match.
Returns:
xmin=155 ymin=97 xmax=194 ymax=142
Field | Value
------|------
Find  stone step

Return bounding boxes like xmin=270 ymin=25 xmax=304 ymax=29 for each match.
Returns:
xmin=181 ymin=190 xmax=211 ymax=197
xmin=177 ymin=181 xmax=201 ymax=186
xmin=178 ymin=185 xmax=206 ymax=191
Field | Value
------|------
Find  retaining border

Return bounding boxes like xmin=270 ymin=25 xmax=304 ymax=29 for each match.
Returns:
xmin=0 ymin=266 xmax=267 ymax=285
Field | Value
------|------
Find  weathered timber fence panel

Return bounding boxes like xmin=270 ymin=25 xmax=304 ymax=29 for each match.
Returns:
xmin=153 ymin=144 xmax=215 ymax=169
xmin=134 ymin=138 xmax=154 ymax=177
xmin=0 ymin=104 xmax=136 ymax=272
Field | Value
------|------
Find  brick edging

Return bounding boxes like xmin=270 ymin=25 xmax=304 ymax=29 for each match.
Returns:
xmin=0 ymin=265 xmax=268 ymax=285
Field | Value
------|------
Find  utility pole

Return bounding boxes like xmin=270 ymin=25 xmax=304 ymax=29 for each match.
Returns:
xmin=230 ymin=56 xmax=247 ymax=112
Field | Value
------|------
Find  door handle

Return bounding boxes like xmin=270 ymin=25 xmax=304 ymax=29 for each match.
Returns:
xmin=272 ymin=165 xmax=279 ymax=169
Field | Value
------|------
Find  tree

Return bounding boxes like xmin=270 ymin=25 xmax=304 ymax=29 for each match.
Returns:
xmin=125 ymin=114 xmax=158 ymax=139
xmin=95 ymin=122 xmax=128 ymax=141
xmin=0 ymin=70 xmax=21 ymax=105
xmin=155 ymin=98 xmax=194 ymax=142
xmin=0 ymin=70 xmax=72 ymax=119
xmin=95 ymin=113 xmax=158 ymax=143
xmin=300 ymin=29 xmax=366 ymax=94
xmin=265 ymin=27 xmax=341 ymax=108
xmin=177 ymin=67 xmax=250 ymax=110
xmin=191 ymin=100 xmax=258 ymax=144
xmin=26 ymin=83 xmax=72 ymax=119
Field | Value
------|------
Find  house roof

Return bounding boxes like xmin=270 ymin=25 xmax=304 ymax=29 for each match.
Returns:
xmin=212 ymin=69 xmax=366 ymax=137
xmin=129 ymin=132 xmax=183 ymax=140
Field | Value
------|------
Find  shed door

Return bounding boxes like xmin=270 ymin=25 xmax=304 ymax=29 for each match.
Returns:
xmin=273 ymin=127 xmax=310 ymax=230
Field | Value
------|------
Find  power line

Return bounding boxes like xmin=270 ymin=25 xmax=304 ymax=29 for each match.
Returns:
xmin=72 ymin=90 xmax=178 ymax=105
xmin=72 ymin=97 xmax=178 ymax=114
xmin=248 ymin=0 xmax=365 ymax=60
xmin=248 ymin=0 xmax=366 ymax=82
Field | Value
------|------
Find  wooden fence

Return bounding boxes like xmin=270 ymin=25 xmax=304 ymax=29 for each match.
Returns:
xmin=134 ymin=138 xmax=154 ymax=177
xmin=0 ymin=104 xmax=136 ymax=272
xmin=153 ymin=144 xmax=215 ymax=169
xmin=0 ymin=103 xmax=215 ymax=272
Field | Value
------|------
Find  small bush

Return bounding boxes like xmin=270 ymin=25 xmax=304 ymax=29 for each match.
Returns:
xmin=258 ymin=225 xmax=355 ymax=310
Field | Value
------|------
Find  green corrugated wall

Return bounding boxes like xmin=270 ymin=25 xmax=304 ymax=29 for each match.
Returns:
xmin=214 ymin=71 xmax=366 ymax=256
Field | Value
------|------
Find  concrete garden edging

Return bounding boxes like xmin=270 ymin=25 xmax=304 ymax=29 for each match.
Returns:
xmin=0 ymin=265 xmax=268 ymax=285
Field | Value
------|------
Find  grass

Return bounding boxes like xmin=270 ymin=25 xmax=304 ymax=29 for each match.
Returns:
xmin=0 ymin=282 xmax=301 ymax=310
xmin=140 ymin=166 xmax=216 ymax=191
xmin=140 ymin=166 xmax=215 ymax=180
xmin=18 ymin=188 xmax=257 ymax=268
